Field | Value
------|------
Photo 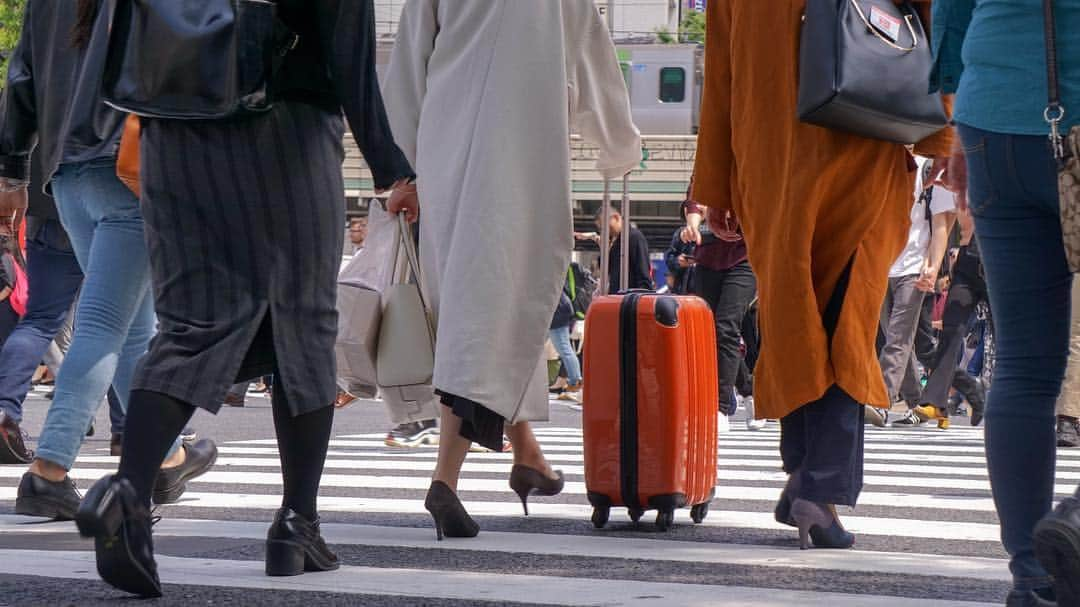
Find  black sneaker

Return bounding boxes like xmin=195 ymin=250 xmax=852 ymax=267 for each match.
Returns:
xmin=1035 ymin=487 xmax=1080 ymax=607
xmin=15 ymin=472 xmax=81 ymax=520
xmin=1058 ymin=417 xmax=1080 ymax=448
xmin=180 ymin=427 xmax=197 ymax=443
xmin=152 ymin=439 xmax=218 ymax=504
xmin=0 ymin=412 xmax=34 ymax=464
xmin=891 ymin=409 xmax=926 ymax=427
xmin=385 ymin=420 xmax=439 ymax=448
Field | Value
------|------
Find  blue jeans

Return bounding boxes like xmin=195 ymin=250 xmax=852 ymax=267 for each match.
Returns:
xmin=0 ymin=218 xmax=82 ymax=423
xmin=36 ymin=160 xmax=178 ymax=470
xmin=959 ymin=123 xmax=1069 ymax=592
xmin=549 ymin=326 xmax=582 ymax=385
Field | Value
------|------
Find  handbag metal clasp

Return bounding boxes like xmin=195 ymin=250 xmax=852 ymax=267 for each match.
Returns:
xmin=850 ymin=0 xmax=919 ymax=53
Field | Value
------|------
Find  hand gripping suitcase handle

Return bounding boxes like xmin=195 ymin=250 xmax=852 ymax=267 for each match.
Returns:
xmin=598 ymin=174 xmax=632 ymax=295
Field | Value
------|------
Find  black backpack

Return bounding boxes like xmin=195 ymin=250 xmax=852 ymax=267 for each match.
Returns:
xmin=567 ymin=263 xmax=598 ymax=320
xmin=104 ymin=0 xmax=298 ymax=119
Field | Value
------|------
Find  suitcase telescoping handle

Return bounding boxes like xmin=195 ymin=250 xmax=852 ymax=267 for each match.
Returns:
xmin=598 ymin=174 xmax=632 ymax=295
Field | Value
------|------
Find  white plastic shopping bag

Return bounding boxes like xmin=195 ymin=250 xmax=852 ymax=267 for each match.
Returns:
xmin=335 ymin=201 xmax=397 ymax=388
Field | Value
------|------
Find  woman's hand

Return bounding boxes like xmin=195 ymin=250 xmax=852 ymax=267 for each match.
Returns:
xmin=916 ymin=261 xmax=939 ymax=293
xmin=681 ymin=212 xmax=703 ymax=245
xmin=387 ymin=182 xmax=419 ymax=224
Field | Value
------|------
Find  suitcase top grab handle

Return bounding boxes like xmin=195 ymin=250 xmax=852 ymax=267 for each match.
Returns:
xmin=599 ymin=175 xmax=632 ymax=295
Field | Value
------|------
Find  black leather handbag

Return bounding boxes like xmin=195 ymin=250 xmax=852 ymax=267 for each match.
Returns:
xmin=103 ymin=0 xmax=297 ymax=120
xmin=797 ymin=0 xmax=947 ymax=144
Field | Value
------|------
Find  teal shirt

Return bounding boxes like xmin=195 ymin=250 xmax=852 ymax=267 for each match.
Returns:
xmin=932 ymin=0 xmax=1080 ymax=135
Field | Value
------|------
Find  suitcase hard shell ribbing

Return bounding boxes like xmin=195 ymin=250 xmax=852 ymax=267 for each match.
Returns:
xmin=582 ymin=177 xmax=719 ymax=530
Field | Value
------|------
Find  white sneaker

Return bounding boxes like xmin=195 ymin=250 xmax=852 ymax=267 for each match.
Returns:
xmin=743 ymin=396 xmax=766 ymax=431
xmin=717 ymin=412 xmax=731 ymax=434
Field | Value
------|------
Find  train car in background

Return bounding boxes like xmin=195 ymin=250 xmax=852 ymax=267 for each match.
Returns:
xmin=617 ymin=44 xmax=702 ymax=136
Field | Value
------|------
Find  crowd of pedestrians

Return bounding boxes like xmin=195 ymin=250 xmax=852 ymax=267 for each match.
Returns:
xmin=0 ymin=0 xmax=1077 ymax=605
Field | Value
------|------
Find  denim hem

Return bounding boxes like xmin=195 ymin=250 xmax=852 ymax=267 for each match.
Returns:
xmin=32 ymin=446 xmax=78 ymax=472
xmin=0 ymin=402 xmax=21 ymax=424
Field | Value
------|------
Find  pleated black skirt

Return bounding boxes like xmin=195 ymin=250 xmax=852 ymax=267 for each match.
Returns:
xmin=132 ymin=101 xmax=346 ymax=416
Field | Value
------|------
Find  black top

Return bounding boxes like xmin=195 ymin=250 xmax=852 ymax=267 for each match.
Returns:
xmin=0 ymin=0 xmax=125 ymax=186
xmin=26 ymin=153 xmax=55 ymax=220
xmin=0 ymin=0 xmax=414 ymax=193
xmin=275 ymin=0 xmax=414 ymax=190
xmin=608 ymin=227 xmax=655 ymax=294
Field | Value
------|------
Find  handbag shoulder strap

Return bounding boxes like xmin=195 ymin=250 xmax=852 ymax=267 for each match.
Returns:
xmin=1044 ymin=0 xmax=1067 ymax=161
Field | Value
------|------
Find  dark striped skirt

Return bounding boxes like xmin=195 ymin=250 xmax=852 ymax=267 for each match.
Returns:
xmin=132 ymin=102 xmax=346 ymax=416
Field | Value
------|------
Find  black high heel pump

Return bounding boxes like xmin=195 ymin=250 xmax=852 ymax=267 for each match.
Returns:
xmin=508 ymin=464 xmax=565 ymax=516
xmin=790 ymin=498 xmax=856 ymax=550
xmin=425 ymin=481 xmax=480 ymax=541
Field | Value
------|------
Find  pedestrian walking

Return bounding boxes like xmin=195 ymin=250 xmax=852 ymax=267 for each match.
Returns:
xmin=902 ymin=207 xmax=988 ymax=429
xmin=0 ymin=1 xmax=214 ymax=524
xmin=877 ymin=157 xmax=957 ymax=427
xmin=664 ymin=223 xmax=696 ymax=295
xmin=347 ymin=216 xmax=368 ymax=256
xmin=597 ymin=205 xmax=654 ymax=294
xmin=681 ymin=196 xmax=757 ymax=433
xmin=549 ymin=285 xmax=582 ymax=398
xmin=384 ymin=0 xmax=641 ymax=539
xmin=75 ymin=0 xmax=414 ymax=598
xmin=0 ymin=157 xmax=82 ymax=466
xmin=692 ymin=0 xmax=951 ymax=550
xmin=1057 ymin=282 xmax=1080 ymax=448
xmin=932 ymin=0 xmax=1080 ymax=603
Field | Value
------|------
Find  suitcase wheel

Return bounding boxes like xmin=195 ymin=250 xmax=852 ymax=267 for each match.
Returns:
xmin=591 ymin=507 xmax=610 ymax=529
xmin=628 ymin=508 xmax=645 ymax=524
xmin=691 ymin=502 xmax=710 ymax=524
xmin=656 ymin=508 xmax=675 ymax=532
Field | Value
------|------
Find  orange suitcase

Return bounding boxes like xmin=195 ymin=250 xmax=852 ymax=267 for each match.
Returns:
xmin=582 ymin=178 xmax=718 ymax=531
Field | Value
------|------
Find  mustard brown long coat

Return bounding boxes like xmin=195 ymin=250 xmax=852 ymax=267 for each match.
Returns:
xmin=691 ymin=0 xmax=951 ymax=420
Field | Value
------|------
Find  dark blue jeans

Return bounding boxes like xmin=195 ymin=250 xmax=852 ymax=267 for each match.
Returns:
xmin=0 ymin=218 xmax=83 ymax=423
xmin=959 ymin=123 xmax=1070 ymax=592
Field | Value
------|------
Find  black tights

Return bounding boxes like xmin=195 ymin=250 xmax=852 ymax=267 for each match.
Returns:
xmin=118 ymin=378 xmax=334 ymax=520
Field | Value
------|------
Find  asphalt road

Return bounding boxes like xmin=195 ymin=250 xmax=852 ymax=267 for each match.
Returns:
xmin=0 ymin=386 xmax=1070 ymax=606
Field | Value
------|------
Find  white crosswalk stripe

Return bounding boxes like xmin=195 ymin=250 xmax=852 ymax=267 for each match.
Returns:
xmin=2 ymin=423 xmax=1072 ymax=606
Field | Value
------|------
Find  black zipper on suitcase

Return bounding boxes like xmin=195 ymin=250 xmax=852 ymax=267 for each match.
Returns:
xmin=619 ymin=293 xmax=641 ymax=510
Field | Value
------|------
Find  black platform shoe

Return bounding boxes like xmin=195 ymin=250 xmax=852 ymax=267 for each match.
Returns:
xmin=790 ymin=498 xmax=856 ymax=550
xmin=508 ymin=464 xmax=565 ymax=516
xmin=75 ymin=475 xmax=162 ymax=598
xmin=425 ymin=481 xmax=479 ymax=540
xmin=265 ymin=508 xmax=340 ymax=577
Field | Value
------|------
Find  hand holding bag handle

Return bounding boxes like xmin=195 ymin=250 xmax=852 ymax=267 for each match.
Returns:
xmin=376 ymin=212 xmax=437 ymax=388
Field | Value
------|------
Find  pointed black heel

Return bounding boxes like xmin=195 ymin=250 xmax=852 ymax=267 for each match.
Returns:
xmin=790 ymin=498 xmax=855 ymax=550
xmin=265 ymin=508 xmax=340 ymax=576
xmin=75 ymin=475 xmax=162 ymax=598
xmin=425 ymin=481 xmax=479 ymax=541
xmin=508 ymin=464 xmax=565 ymax=516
